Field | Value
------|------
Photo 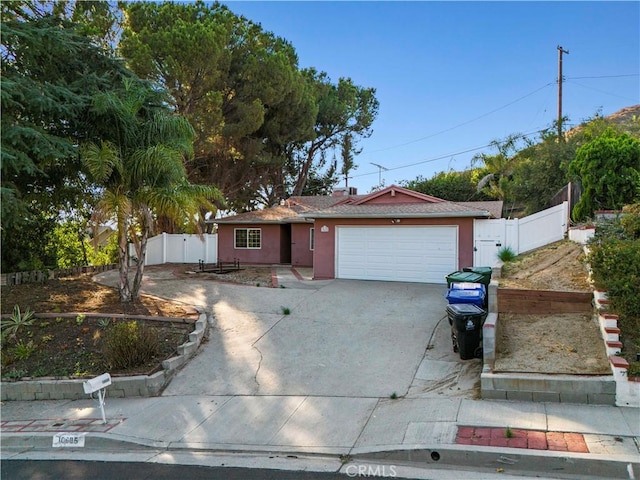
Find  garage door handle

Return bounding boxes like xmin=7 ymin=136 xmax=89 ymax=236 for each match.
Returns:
xmin=496 ymin=243 xmax=502 ymax=247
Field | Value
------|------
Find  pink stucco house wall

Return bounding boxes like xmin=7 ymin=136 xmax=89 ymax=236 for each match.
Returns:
xmin=214 ymin=185 xmax=502 ymax=283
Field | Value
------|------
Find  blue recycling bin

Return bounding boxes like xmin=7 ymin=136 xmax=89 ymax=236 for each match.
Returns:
xmin=445 ymin=282 xmax=486 ymax=308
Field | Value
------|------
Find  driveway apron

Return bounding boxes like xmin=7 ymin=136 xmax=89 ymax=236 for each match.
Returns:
xmin=154 ymin=278 xmax=450 ymax=397
xmin=95 ymin=269 xmax=473 ymax=398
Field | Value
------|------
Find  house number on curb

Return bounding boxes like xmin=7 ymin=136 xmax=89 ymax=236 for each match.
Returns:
xmin=52 ymin=432 xmax=86 ymax=448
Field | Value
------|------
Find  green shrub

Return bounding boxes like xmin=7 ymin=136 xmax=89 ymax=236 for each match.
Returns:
xmin=620 ymin=203 xmax=640 ymax=239
xmin=102 ymin=321 xmax=161 ymax=370
xmin=589 ymin=237 xmax=640 ymax=318
xmin=497 ymin=246 xmax=516 ymax=262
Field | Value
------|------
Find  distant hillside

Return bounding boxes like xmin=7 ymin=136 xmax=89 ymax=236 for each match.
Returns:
xmin=607 ymin=104 xmax=640 ymax=126
xmin=567 ymin=104 xmax=640 ymax=138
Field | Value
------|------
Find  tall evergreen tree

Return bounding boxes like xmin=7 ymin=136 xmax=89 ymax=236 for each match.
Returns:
xmin=1 ymin=1 xmax=131 ymax=271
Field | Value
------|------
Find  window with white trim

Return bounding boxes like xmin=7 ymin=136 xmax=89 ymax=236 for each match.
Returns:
xmin=309 ymin=227 xmax=315 ymax=251
xmin=234 ymin=228 xmax=261 ymax=249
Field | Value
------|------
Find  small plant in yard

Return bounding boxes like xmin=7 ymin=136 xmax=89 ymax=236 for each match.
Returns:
xmin=13 ymin=340 xmax=36 ymax=360
xmin=76 ymin=314 xmax=85 ymax=326
xmin=390 ymin=392 xmax=398 ymax=400
xmin=281 ymin=306 xmax=291 ymax=315
xmin=97 ymin=318 xmax=111 ymax=329
xmin=497 ymin=246 xmax=516 ymax=263
xmin=4 ymin=368 xmax=27 ymax=380
xmin=103 ymin=321 xmax=161 ymax=370
xmin=505 ymin=426 xmax=513 ymax=438
xmin=1 ymin=305 xmax=35 ymax=342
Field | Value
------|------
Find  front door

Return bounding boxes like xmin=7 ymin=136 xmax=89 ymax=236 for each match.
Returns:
xmin=280 ymin=224 xmax=291 ymax=264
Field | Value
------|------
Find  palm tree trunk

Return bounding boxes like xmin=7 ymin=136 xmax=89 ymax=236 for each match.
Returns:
xmin=118 ymin=225 xmax=132 ymax=303
xmin=131 ymin=227 xmax=148 ymax=301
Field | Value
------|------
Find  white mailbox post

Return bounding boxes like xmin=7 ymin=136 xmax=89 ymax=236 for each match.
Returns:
xmin=83 ymin=373 xmax=111 ymax=424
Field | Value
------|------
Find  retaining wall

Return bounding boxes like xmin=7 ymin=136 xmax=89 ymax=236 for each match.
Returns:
xmin=0 ymin=311 xmax=210 ymax=402
xmin=497 ymin=288 xmax=592 ymax=314
xmin=482 ymin=281 xmax=617 ymax=405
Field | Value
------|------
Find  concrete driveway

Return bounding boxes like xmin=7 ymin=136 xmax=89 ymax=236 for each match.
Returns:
xmin=96 ymin=268 xmax=481 ymax=398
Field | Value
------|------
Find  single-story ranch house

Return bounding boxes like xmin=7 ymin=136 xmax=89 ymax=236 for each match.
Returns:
xmin=214 ymin=185 xmax=503 ymax=284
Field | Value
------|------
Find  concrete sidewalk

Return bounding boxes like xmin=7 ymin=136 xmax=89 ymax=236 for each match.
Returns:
xmin=1 ymin=395 xmax=639 ymax=478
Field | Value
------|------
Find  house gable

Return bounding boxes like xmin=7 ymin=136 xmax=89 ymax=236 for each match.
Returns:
xmin=352 ymin=185 xmax=445 ymax=205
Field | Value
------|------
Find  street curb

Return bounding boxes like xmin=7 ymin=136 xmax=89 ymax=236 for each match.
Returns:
xmin=356 ymin=446 xmax=640 ymax=479
xmin=2 ymin=431 xmax=638 ymax=479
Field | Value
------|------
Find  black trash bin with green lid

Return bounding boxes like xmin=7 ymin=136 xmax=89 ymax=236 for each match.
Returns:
xmin=446 ymin=303 xmax=486 ymax=360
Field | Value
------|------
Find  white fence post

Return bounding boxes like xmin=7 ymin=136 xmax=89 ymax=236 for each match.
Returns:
xmin=162 ymin=232 xmax=167 ymax=265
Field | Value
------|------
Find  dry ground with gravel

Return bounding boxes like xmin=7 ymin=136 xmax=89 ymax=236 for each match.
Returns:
xmin=495 ymin=240 xmax=609 ymax=374
xmin=499 ymin=240 xmax=591 ymax=292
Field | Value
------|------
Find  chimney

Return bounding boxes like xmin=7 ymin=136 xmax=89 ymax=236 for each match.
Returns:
xmin=332 ymin=187 xmax=348 ymax=197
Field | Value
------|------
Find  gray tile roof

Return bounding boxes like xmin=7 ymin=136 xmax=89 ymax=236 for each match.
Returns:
xmin=215 ymin=188 xmax=503 ymax=223
xmin=303 ymin=201 xmax=500 ymax=219
xmin=456 ymin=201 xmax=503 ymax=219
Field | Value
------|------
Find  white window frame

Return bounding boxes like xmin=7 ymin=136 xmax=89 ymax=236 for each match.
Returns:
xmin=309 ymin=227 xmax=315 ymax=251
xmin=234 ymin=228 xmax=262 ymax=249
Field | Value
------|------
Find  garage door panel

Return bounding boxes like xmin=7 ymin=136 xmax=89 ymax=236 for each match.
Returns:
xmin=336 ymin=226 xmax=457 ymax=284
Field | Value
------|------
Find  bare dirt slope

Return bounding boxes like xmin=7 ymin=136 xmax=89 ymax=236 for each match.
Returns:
xmin=499 ymin=240 xmax=591 ymax=291
xmin=495 ymin=241 xmax=610 ymax=375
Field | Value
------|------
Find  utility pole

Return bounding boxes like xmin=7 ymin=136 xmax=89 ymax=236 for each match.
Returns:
xmin=557 ymin=45 xmax=569 ymax=141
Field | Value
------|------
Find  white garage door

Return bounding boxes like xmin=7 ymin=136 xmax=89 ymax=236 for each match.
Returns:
xmin=336 ymin=226 xmax=458 ymax=284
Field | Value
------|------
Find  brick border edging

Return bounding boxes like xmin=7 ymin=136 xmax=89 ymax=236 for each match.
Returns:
xmin=456 ymin=426 xmax=589 ymax=453
xmin=0 ymin=310 xmax=211 ymax=402
xmin=593 ymin=291 xmax=640 ymax=407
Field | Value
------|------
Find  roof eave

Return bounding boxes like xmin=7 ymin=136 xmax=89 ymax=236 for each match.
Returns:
xmin=303 ymin=211 xmax=492 ymax=220
xmin=215 ymin=218 xmax=312 ymax=225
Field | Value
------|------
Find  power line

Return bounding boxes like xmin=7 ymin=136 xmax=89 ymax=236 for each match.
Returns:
xmin=566 ymin=74 xmax=639 ymax=80
xmin=357 ymin=73 xmax=637 ymax=158
xmin=359 ymin=82 xmax=555 ymax=156
xmin=567 ymin=80 xmax=639 ymax=102
xmin=352 ymin=127 xmax=548 ymax=179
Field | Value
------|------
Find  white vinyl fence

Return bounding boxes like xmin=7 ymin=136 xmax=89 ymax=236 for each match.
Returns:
xmin=129 ymin=233 xmax=218 ymax=266
xmin=473 ymin=202 xmax=569 ymax=267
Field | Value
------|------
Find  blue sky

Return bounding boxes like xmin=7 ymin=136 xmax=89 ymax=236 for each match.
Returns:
xmin=223 ymin=1 xmax=640 ymax=193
